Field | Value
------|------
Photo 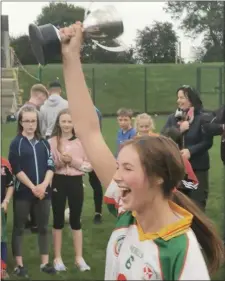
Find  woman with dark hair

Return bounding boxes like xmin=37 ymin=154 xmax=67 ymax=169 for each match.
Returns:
xmin=162 ymin=85 xmax=213 ymax=211
xmin=57 ymin=23 xmax=223 ymax=280
xmin=8 ymin=106 xmax=56 ymax=278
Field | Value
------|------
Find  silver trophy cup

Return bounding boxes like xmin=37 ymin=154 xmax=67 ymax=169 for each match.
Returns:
xmin=28 ymin=5 xmax=126 ymax=65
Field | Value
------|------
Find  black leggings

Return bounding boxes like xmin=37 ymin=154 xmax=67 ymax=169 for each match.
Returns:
xmin=88 ymin=171 xmax=103 ymax=214
xmin=189 ymin=170 xmax=209 ymax=211
xmin=51 ymin=174 xmax=84 ymax=230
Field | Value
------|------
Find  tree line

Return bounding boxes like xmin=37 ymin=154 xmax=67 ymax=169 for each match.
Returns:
xmin=10 ymin=1 xmax=224 ymax=65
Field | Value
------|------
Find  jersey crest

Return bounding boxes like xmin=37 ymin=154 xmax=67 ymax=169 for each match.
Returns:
xmin=142 ymin=263 xmax=157 ymax=280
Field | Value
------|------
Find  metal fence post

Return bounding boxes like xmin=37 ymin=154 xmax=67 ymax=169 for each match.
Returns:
xmin=223 ymin=66 xmax=225 ymax=104
xmin=38 ymin=64 xmax=43 ymax=82
xmin=92 ymin=67 xmax=96 ymax=105
xmin=218 ymin=66 xmax=223 ymax=106
xmin=196 ymin=67 xmax=201 ymax=95
xmin=144 ymin=66 xmax=148 ymax=112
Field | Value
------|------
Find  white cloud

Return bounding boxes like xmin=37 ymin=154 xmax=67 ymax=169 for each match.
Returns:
xmin=2 ymin=1 xmax=203 ymax=62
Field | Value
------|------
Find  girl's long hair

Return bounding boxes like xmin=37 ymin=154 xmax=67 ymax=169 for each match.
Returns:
xmin=172 ymin=190 xmax=224 ymax=273
xmin=51 ymin=108 xmax=75 ymax=152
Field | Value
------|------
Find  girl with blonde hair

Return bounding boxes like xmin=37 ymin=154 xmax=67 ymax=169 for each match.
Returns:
xmin=134 ymin=113 xmax=156 ymax=136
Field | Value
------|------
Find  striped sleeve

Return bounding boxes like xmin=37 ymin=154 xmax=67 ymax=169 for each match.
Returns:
xmin=104 ymin=180 xmax=124 ymax=217
xmin=1 ymin=157 xmax=13 ymax=187
xmin=181 ymin=157 xmax=198 ymax=190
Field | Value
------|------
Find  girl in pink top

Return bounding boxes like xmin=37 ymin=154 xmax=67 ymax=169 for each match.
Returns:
xmin=48 ymin=108 xmax=92 ymax=272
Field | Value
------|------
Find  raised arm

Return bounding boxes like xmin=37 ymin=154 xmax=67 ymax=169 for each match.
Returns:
xmin=61 ymin=23 xmax=116 ymax=188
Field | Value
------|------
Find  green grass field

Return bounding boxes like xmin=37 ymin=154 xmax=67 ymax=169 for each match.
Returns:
xmin=1 ymin=116 xmax=224 ymax=280
xmin=18 ymin=63 xmax=224 ymax=114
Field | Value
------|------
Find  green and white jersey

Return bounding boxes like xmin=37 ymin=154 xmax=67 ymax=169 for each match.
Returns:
xmin=104 ymin=180 xmax=210 ymax=281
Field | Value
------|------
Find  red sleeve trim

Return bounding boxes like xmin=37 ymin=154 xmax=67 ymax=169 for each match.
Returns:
xmin=1 ymin=157 xmax=12 ymax=173
xmin=104 ymin=196 xmax=119 ymax=209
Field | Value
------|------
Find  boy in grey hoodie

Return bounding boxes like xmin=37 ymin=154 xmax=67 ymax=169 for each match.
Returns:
xmin=40 ymin=81 xmax=68 ymax=138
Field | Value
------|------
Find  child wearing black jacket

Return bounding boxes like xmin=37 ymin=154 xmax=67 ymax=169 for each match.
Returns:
xmin=8 ymin=106 xmax=56 ymax=278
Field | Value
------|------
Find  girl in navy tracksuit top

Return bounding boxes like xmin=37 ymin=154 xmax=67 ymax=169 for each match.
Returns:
xmin=8 ymin=106 xmax=56 ymax=278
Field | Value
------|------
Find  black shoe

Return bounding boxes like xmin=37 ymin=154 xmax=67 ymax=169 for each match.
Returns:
xmin=40 ymin=263 xmax=56 ymax=274
xmin=25 ymin=220 xmax=32 ymax=229
xmin=93 ymin=213 xmax=102 ymax=224
xmin=13 ymin=266 xmax=29 ymax=278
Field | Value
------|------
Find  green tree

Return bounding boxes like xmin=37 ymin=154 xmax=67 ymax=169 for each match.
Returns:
xmin=164 ymin=1 xmax=224 ymax=62
xmin=35 ymin=2 xmax=84 ymax=27
xmin=135 ymin=21 xmax=178 ymax=63
xmin=10 ymin=35 xmax=37 ymax=65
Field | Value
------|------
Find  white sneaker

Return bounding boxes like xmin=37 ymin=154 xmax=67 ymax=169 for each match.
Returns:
xmin=53 ymin=259 xmax=67 ymax=272
xmin=76 ymin=258 xmax=90 ymax=272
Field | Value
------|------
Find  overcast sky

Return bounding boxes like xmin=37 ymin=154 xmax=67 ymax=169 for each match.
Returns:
xmin=2 ymin=1 xmax=203 ymax=62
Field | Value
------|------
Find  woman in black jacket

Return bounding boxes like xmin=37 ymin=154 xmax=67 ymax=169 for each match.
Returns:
xmin=162 ymin=85 xmax=213 ymax=211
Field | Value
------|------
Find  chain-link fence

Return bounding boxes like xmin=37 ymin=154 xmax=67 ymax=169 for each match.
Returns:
xmin=16 ymin=62 xmax=224 ymax=116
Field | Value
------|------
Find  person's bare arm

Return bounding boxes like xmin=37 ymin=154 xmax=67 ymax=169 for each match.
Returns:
xmin=61 ymin=26 xmax=116 ymax=188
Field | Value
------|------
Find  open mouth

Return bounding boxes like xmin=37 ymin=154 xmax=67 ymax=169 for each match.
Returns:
xmin=120 ymin=187 xmax=131 ymax=198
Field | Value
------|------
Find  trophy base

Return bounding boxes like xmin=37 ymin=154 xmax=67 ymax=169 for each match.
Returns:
xmin=29 ymin=23 xmax=61 ymax=65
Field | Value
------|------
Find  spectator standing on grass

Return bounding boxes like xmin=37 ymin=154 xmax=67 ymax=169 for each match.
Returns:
xmin=8 ymin=106 xmax=56 ymax=278
xmin=1 ymin=157 xmax=14 ymax=280
xmin=16 ymin=84 xmax=48 ymax=117
xmin=49 ymin=108 xmax=91 ymax=272
xmin=116 ymin=108 xmax=136 ymax=156
xmin=162 ymin=85 xmax=213 ymax=211
xmin=134 ymin=113 xmax=156 ymax=136
xmin=202 ymin=104 xmax=225 ymax=242
xmin=16 ymin=84 xmax=48 ymax=233
xmin=40 ymin=81 xmax=68 ymax=139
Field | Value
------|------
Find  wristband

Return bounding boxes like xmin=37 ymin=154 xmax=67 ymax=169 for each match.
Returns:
xmin=3 ymin=199 xmax=10 ymax=204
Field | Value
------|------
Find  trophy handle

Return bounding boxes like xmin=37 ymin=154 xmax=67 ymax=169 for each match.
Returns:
xmin=92 ymin=39 xmax=128 ymax=52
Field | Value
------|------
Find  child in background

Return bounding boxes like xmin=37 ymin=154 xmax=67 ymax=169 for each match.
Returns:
xmin=49 ymin=108 xmax=91 ymax=272
xmin=116 ymin=108 xmax=136 ymax=156
xmin=161 ymin=127 xmax=199 ymax=197
xmin=8 ymin=106 xmax=55 ymax=278
xmin=134 ymin=113 xmax=156 ymax=136
xmin=1 ymin=157 xmax=14 ymax=280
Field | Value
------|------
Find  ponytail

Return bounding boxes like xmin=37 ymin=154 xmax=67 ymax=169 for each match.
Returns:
xmin=172 ymin=190 xmax=224 ymax=274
